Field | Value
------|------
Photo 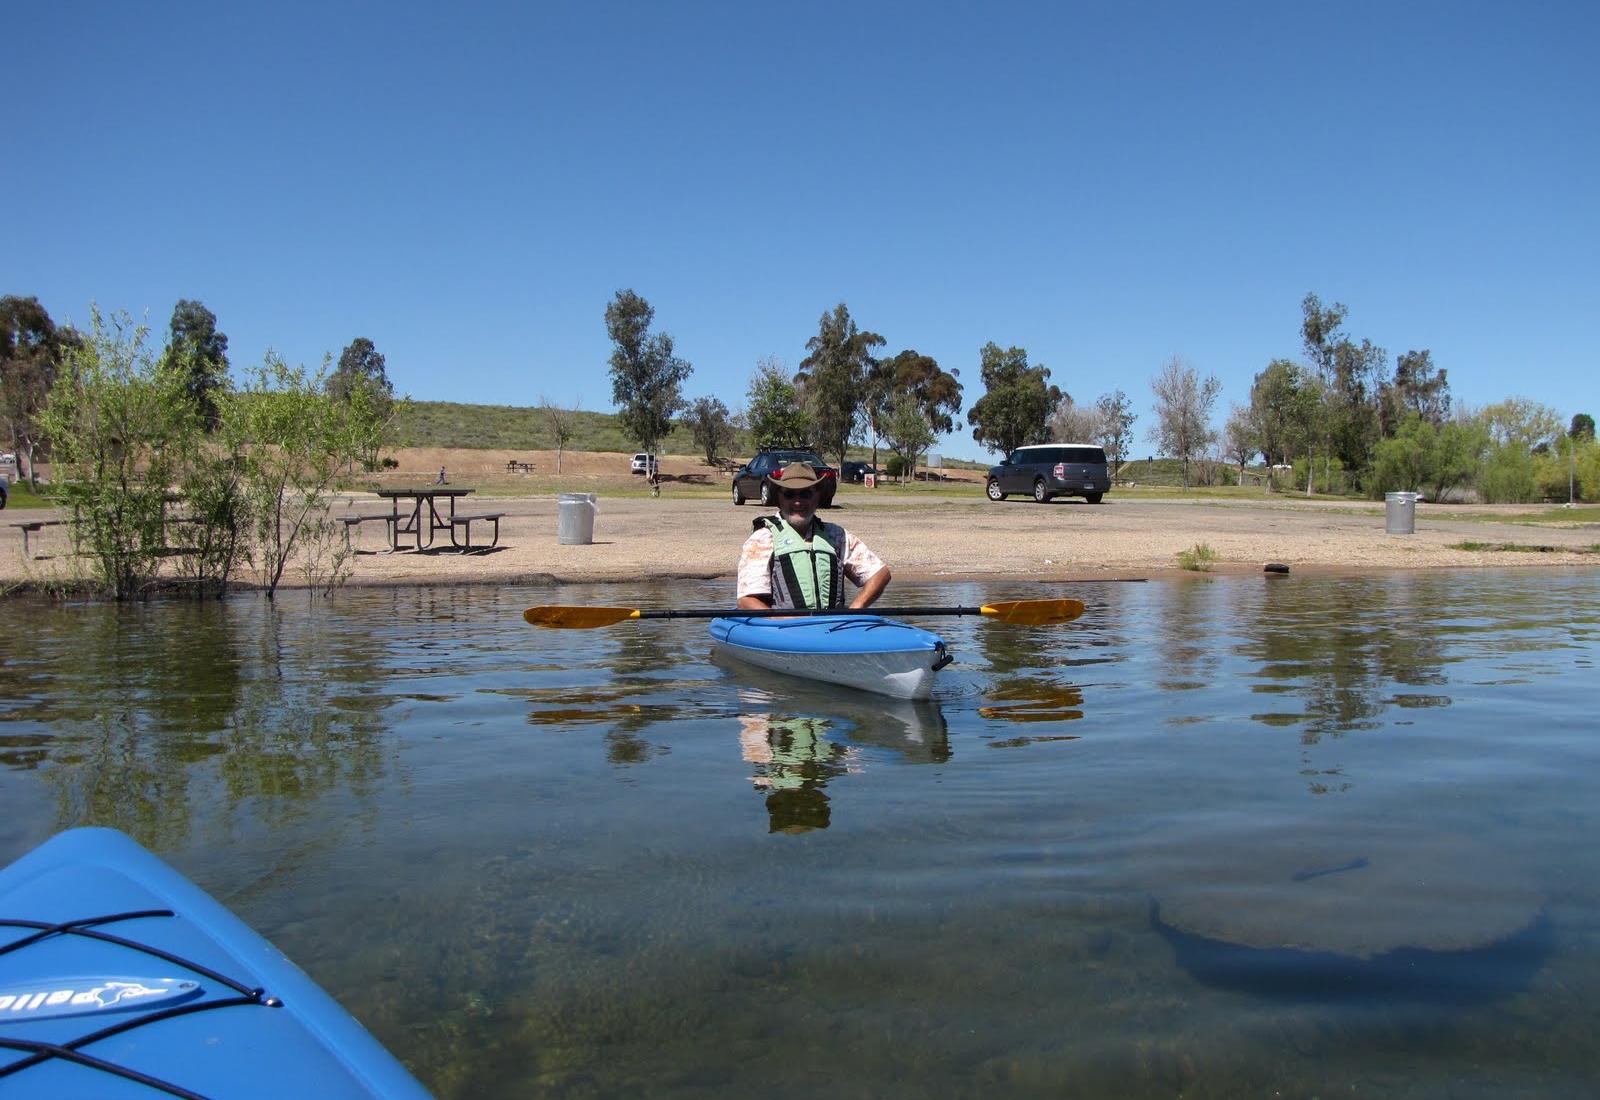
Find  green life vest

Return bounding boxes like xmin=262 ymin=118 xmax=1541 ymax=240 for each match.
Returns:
xmin=757 ymin=516 xmax=845 ymax=610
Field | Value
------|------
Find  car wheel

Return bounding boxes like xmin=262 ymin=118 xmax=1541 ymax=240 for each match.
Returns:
xmin=986 ymin=478 xmax=1006 ymax=502
xmin=1033 ymin=479 xmax=1051 ymax=503
xmin=820 ymin=491 xmax=835 ymax=508
xmin=732 ymin=481 xmax=745 ymax=505
xmin=1085 ymin=492 xmax=1103 ymax=504
xmin=760 ymin=482 xmax=774 ymax=507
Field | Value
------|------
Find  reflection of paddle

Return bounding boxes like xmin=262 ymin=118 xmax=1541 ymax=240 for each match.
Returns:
xmin=524 ymin=599 xmax=1086 ymax=630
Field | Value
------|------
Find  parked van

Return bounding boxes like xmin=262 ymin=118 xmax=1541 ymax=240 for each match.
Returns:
xmin=986 ymin=443 xmax=1110 ymax=503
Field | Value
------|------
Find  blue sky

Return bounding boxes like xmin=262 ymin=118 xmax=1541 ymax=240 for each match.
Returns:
xmin=6 ymin=1 xmax=1595 ymax=461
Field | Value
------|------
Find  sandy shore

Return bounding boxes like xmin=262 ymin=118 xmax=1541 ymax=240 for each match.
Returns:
xmin=7 ymin=486 xmax=1596 ymax=592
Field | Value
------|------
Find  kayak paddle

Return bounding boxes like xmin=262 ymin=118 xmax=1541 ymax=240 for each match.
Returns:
xmin=523 ymin=599 xmax=1086 ymax=630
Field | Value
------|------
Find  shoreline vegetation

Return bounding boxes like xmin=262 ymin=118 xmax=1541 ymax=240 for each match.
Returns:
xmin=5 ymin=447 xmax=1598 ymax=598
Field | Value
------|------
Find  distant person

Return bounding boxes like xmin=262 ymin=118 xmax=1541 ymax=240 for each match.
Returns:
xmin=436 ymin=466 xmax=447 ymax=485
xmin=737 ymin=462 xmax=889 ymax=611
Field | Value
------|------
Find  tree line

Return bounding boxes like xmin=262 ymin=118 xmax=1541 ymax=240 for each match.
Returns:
xmin=1 ymin=296 xmax=400 ymax=599
xmin=604 ymin=288 xmax=1596 ymax=502
xmin=8 ymin=285 xmax=1595 ymax=548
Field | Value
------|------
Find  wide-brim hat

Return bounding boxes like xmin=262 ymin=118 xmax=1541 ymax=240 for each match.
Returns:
xmin=767 ymin=461 xmax=826 ymax=489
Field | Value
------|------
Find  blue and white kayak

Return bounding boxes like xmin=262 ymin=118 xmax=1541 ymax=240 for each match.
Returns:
xmin=710 ymin=615 xmax=953 ymax=700
xmin=0 ymin=827 xmax=432 ymax=1099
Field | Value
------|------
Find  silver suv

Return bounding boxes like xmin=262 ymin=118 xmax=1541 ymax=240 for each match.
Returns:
xmin=986 ymin=444 xmax=1109 ymax=504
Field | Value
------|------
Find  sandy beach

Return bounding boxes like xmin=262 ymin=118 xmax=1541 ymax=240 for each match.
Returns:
xmin=7 ymin=449 xmax=1597 ymax=592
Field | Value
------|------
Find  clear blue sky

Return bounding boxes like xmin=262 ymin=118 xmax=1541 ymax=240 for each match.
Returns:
xmin=6 ymin=1 xmax=1595 ymax=461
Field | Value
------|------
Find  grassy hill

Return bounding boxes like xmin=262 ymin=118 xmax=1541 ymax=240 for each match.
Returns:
xmin=390 ymin=401 xmax=712 ymax=453
xmin=391 ymin=399 xmax=995 ymax=469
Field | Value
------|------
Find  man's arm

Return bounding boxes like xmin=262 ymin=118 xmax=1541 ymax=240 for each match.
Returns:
xmin=849 ymin=566 xmax=890 ymax=609
xmin=736 ymin=528 xmax=775 ymax=610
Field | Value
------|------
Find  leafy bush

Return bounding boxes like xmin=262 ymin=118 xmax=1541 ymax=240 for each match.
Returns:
xmin=1477 ymin=444 xmax=1538 ymax=503
xmin=1290 ymin=455 xmax=1350 ymax=495
xmin=38 ymin=310 xmax=191 ymax=598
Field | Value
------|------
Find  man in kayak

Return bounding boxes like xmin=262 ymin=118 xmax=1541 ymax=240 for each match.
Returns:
xmin=737 ymin=462 xmax=890 ymax=611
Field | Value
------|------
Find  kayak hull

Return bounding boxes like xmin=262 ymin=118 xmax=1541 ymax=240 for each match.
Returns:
xmin=710 ymin=615 xmax=952 ymax=700
xmin=0 ymin=827 xmax=432 ymax=1098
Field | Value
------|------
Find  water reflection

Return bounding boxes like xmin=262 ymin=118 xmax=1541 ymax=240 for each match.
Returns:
xmin=978 ymin=679 xmax=1085 ymax=725
xmin=727 ymin=684 xmax=951 ymax=832
xmin=0 ymin=596 xmax=392 ymax=851
xmin=739 ymin=713 xmax=853 ymax=833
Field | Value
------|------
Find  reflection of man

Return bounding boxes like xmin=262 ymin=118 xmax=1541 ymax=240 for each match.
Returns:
xmin=738 ymin=713 xmax=857 ymax=834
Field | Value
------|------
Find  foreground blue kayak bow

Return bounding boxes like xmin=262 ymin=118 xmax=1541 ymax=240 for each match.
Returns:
xmin=0 ymin=827 xmax=432 ymax=1098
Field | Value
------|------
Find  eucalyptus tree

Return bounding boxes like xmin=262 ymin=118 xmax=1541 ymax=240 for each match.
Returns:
xmin=1148 ymin=357 xmax=1221 ymax=490
xmin=604 ymin=289 xmax=692 ymax=458
xmin=329 ymin=337 xmax=398 ymax=470
xmin=744 ymin=356 xmax=809 ymax=450
xmin=875 ymin=348 xmax=961 ymax=469
xmin=1300 ymin=292 xmax=1385 ymax=485
xmin=159 ymin=299 xmax=230 ymax=430
xmin=1571 ymin=413 xmax=1596 ymax=441
xmin=966 ymin=343 xmax=1062 ymax=455
xmin=682 ymin=395 xmax=736 ymax=465
xmin=1094 ymin=389 xmax=1136 ymax=478
xmin=1381 ymin=348 xmax=1450 ymax=431
xmin=329 ymin=337 xmax=392 ymax=402
xmin=797 ymin=303 xmax=884 ymax=466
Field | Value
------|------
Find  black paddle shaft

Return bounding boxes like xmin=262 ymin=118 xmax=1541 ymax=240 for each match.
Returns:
xmin=635 ymin=606 xmax=991 ymax=621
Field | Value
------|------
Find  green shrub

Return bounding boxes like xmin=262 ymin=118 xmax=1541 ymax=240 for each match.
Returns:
xmin=1176 ymin=543 xmax=1219 ymax=571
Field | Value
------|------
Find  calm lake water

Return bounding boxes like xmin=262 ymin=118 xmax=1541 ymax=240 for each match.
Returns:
xmin=2 ymin=570 xmax=1598 ymax=1098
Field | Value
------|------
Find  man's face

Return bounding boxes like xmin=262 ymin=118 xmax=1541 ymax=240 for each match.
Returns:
xmin=779 ymin=484 xmax=818 ymax=526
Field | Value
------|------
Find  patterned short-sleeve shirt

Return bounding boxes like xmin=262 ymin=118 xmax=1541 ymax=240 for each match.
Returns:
xmin=737 ymin=518 xmax=885 ymax=601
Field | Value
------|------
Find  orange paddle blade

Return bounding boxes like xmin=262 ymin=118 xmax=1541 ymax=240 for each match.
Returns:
xmin=978 ymin=599 xmax=1086 ymax=625
xmin=523 ymin=606 xmax=641 ymax=629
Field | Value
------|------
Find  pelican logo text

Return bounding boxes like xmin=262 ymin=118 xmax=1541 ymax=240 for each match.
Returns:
xmin=0 ymin=977 xmax=199 ymax=1020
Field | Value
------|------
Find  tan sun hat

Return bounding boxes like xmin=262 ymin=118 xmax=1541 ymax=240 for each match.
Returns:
xmin=767 ymin=462 xmax=826 ymax=489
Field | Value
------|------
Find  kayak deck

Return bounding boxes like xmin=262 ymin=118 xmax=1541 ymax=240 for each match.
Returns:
xmin=710 ymin=615 xmax=953 ymax=700
xmin=0 ymin=828 xmax=432 ymax=1099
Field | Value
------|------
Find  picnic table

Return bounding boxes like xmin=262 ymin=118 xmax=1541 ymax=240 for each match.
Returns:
xmin=10 ymin=518 xmax=64 ymax=559
xmin=505 ymin=460 xmax=535 ymax=473
xmin=373 ymin=488 xmax=504 ymax=552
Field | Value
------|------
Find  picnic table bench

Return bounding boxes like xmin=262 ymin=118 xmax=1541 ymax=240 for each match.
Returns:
xmin=449 ymin=512 xmax=504 ymax=552
xmin=10 ymin=518 xmax=65 ymax=558
xmin=340 ymin=513 xmax=398 ymax=549
xmin=505 ymin=460 xmax=536 ymax=473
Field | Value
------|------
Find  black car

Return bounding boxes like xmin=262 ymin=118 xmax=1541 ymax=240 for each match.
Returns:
xmin=986 ymin=443 xmax=1110 ymax=503
xmin=732 ymin=450 xmax=838 ymax=507
xmin=840 ymin=461 xmax=877 ymax=484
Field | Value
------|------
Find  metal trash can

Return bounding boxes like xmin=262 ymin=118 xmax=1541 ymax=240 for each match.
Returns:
xmin=557 ymin=492 xmax=597 ymax=545
xmin=1384 ymin=491 xmax=1417 ymax=534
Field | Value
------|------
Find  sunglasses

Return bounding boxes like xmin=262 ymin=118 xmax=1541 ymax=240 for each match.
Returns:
xmin=779 ymin=487 xmax=816 ymax=501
